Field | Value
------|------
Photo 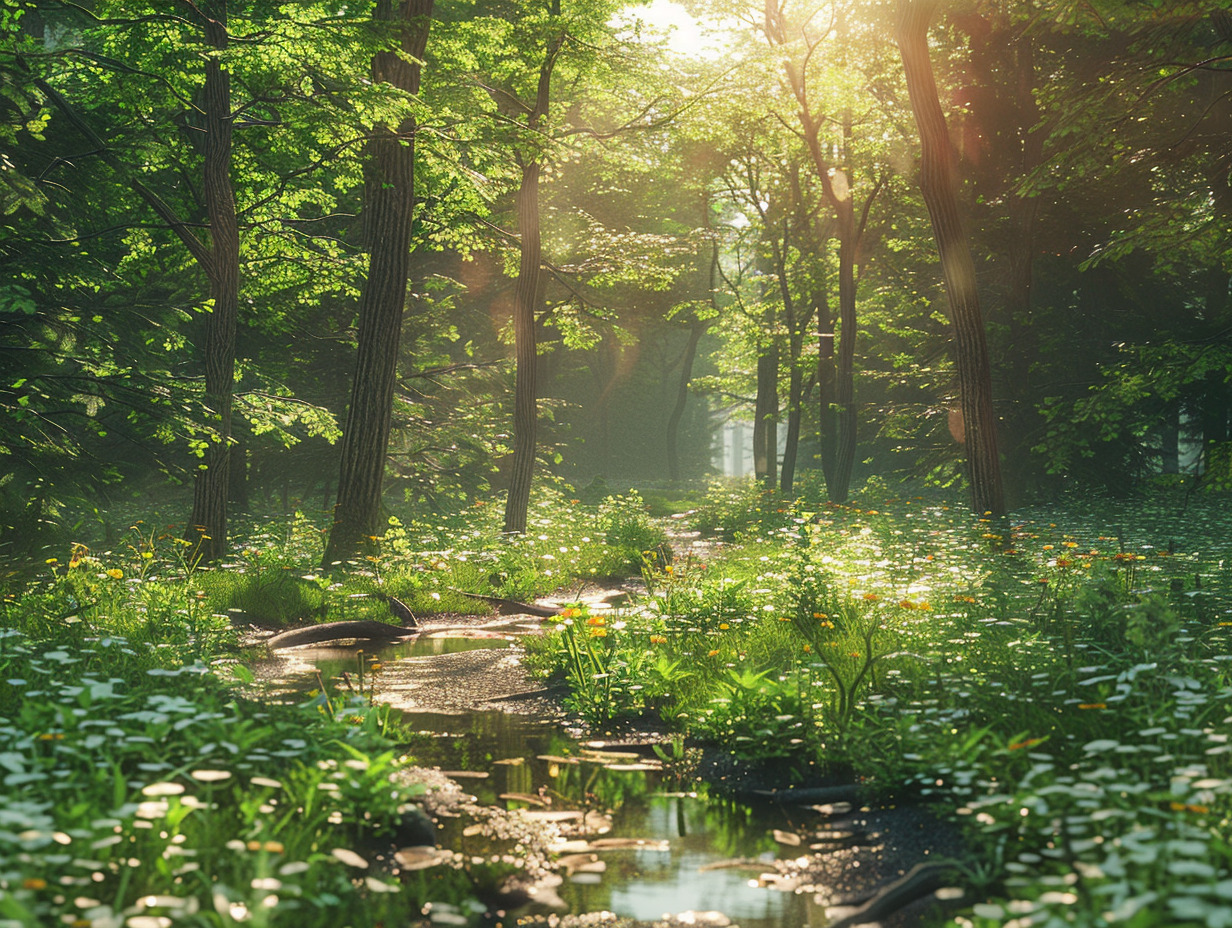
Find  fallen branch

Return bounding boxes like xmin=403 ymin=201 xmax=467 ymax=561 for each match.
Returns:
xmin=266 ymin=620 xmax=419 ymax=650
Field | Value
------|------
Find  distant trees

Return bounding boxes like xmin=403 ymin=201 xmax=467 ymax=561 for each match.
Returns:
xmin=6 ymin=0 xmax=1232 ymax=563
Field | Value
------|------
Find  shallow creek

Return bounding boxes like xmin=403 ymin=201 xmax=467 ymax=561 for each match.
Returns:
xmin=247 ymin=626 xmax=832 ymax=927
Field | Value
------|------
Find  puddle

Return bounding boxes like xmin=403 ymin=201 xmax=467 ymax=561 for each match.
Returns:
xmin=248 ymin=627 xmax=819 ymax=927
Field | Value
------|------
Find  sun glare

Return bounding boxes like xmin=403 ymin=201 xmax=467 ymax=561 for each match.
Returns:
xmin=617 ymin=0 xmax=733 ymax=58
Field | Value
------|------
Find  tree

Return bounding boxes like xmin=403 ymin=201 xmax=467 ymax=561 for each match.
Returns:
xmin=897 ymin=0 xmax=1004 ymax=516
xmin=324 ymin=0 xmax=434 ymax=564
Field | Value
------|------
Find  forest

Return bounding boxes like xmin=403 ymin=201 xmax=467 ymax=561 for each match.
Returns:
xmin=1 ymin=1 xmax=1231 ymax=927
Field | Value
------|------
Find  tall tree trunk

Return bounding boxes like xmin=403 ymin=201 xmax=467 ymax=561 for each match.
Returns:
xmin=504 ymin=19 xmax=563 ymax=534
xmin=503 ymin=162 xmax=543 ymax=534
xmin=324 ymin=0 xmax=433 ymax=565
xmin=766 ymin=0 xmax=862 ymax=504
xmin=897 ymin=0 xmax=1005 ymax=516
xmin=186 ymin=3 xmax=239 ymax=562
xmin=780 ymin=359 xmax=804 ymax=496
xmin=667 ymin=319 xmax=705 ymax=482
xmin=816 ymin=294 xmax=837 ymax=489
xmin=753 ymin=344 xmax=779 ymax=489
xmin=830 ymin=217 xmax=857 ymax=502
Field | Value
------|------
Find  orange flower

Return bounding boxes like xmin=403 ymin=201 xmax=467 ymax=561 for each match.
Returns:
xmin=707 ymin=649 xmax=720 ymax=657
xmin=585 ymin=615 xmax=605 ymax=627
xmin=802 ymin=644 xmax=812 ymax=653
xmin=561 ymin=607 xmax=583 ymax=619
xmin=898 ymin=600 xmax=917 ymax=609
xmin=649 ymin=635 xmax=667 ymax=644
xmin=862 ymin=592 xmax=880 ymax=602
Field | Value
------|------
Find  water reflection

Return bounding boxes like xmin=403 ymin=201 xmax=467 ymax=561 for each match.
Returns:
xmin=252 ymin=636 xmax=815 ymax=927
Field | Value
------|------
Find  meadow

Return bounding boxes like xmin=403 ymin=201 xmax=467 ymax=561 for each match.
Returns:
xmin=1 ymin=481 xmax=1230 ymax=927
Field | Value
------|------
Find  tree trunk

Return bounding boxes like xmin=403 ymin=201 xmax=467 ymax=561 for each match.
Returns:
xmin=503 ymin=159 xmax=544 ymax=534
xmin=816 ymin=294 xmax=837 ymax=490
xmin=897 ymin=0 xmax=1005 ymax=516
xmin=503 ymin=20 xmax=563 ymax=534
xmin=753 ymin=344 xmax=779 ymax=489
xmin=667 ymin=319 xmax=705 ymax=482
xmin=324 ymin=0 xmax=433 ymax=565
xmin=185 ymin=4 xmax=239 ymax=563
xmin=831 ymin=217 xmax=858 ymax=502
xmin=780 ymin=360 xmax=804 ymax=496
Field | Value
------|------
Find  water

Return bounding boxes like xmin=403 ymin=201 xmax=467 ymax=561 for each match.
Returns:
xmin=251 ymin=632 xmax=820 ymax=927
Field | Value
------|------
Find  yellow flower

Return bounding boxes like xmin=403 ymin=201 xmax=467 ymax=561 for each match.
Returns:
xmin=812 ymin=612 xmax=827 ymax=619
xmin=106 ymin=568 xmax=123 ymax=580
xmin=649 ymin=635 xmax=667 ymax=645
xmin=561 ymin=607 xmax=583 ymax=619
xmin=802 ymin=644 xmax=812 ymax=653
xmin=719 ymin=623 xmax=729 ymax=630
xmin=21 ymin=878 xmax=47 ymax=890
xmin=898 ymin=600 xmax=917 ymax=609
xmin=585 ymin=615 xmax=605 ymax=627
xmin=707 ymin=649 xmax=720 ymax=657
xmin=588 ymin=627 xmax=607 ymax=638
xmin=862 ymin=593 xmax=880 ymax=602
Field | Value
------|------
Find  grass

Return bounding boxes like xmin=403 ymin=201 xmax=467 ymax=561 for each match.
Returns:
xmin=525 ymin=478 xmax=1232 ymax=927
xmin=2 ymin=480 xmax=1229 ymax=927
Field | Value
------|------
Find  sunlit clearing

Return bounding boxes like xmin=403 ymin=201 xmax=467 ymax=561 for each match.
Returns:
xmin=615 ymin=0 xmax=735 ymax=58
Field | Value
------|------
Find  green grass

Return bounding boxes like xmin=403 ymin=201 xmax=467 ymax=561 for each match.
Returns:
xmin=526 ymin=481 xmax=1232 ymax=927
xmin=3 ymin=483 xmax=1230 ymax=927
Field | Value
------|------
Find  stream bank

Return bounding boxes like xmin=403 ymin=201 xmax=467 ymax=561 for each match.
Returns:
xmin=246 ymin=591 xmax=971 ymax=928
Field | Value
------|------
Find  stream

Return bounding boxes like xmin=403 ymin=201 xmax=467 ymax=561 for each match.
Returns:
xmin=247 ymin=613 xmax=958 ymax=927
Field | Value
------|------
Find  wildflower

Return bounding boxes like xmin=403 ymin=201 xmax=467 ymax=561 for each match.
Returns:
xmin=955 ymin=595 xmax=976 ymax=604
xmin=802 ymin=644 xmax=812 ymax=653
xmin=1063 ymin=541 xmax=1078 ymax=549
xmin=1170 ymin=802 xmax=1209 ymax=814
xmin=588 ymin=627 xmax=607 ymax=639
xmin=707 ymin=649 xmax=720 ymax=657
xmin=719 ymin=623 xmax=729 ymax=630
xmin=105 ymin=567 xmax=123 ymax=579
xmin=37 ymin=733 xmax=64 ymax=741
xmin=1054 ymin=558 xmax=1072 ymax=567
xmin=1078 ymin=703 xmax=1106 ymax=710
xmin=919 ymin=602 xmax=933 ymax=610
xmin=69 ymin=543 xmax=88 ymax=568
xmin=1042 ymin=545 xmax=1054 ymax=551
xmin=561 ymin=607 xmax=583 ymax=619
xmin=862 ymin=592 xmax=880 ymax=602
xmin=649 ymin=635 xmax=667 ymax=644
xmin=818 ymin=619 xmax=835 ymax=629
xmin=585 ymin=615 xmax=605 ymax=627
xmin=21 ymin=878 xmax=47 ymax=890
xmin=1007 ymin=737 xmax=1045 ymax=751
xmin=898 ymin=600 xmax=917 ymax=610
xmin=812 ymin=612 xmax=826 ymax=619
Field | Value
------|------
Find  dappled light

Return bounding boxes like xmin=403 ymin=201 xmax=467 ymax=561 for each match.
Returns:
xmin=3 ymin=0 xmax=1232 ymax=926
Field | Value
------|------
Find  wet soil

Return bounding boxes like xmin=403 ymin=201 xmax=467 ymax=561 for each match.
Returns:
xmin=244 ymin=573 xmax=970 ymax=928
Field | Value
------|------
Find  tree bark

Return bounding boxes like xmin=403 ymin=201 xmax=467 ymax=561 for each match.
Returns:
xmin=897 ymin=0 xmax=1005 ymax=516
xmin=184 ymin=3 xmax=239 ymax=562
xmin=503 ymin=17 xmax=564 ymax=535
xmin=324 ymin=0 xmax=433 ymax=565
xmin=780 ymin=361 xmax=804 ymax=495
xmin=766 ymin=0 xmax=861 ymax=503
xmin=667 ymin=319 xmax=705 ymax=482
xmin=753 ymin=343 xmax=779 ymax=489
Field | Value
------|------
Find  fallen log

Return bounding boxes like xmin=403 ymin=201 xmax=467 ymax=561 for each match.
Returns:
xmin=825 ymin=861 xmax=957 ymax=928
xmin=266 ymin=620 xmax=419 ymax=650
xmin=447 ymin=589 xmax=564 ymax=618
